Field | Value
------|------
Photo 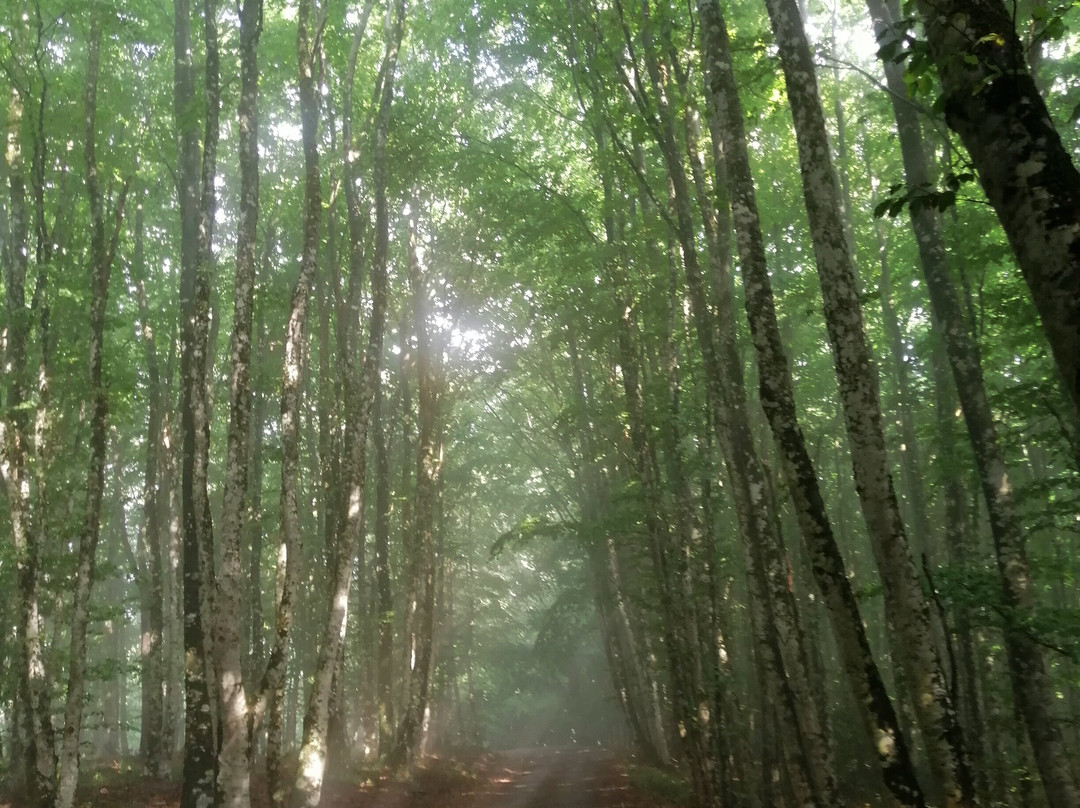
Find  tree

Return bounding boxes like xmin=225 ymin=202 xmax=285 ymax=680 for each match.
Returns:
xmin=872 ymin=2 xmax=1080 ymax=804
xmin=291 ymin=0 xmax=399 ymax=801
xmin=55 ymin=19 xmax=129 ymax=808
xmin=1 ymin=3 xmax=1078 ymax=806
xmin=761 ymin=0 xmax=979 ymax=802
xmin=696 ymin=1 xmax=926 ymax=804
xmin=913 ymin=0 xmax=1080 ymax=419
xmin=174 ymin=0 xmax=219 ymax=800
xmin=212 ymin=0 xmax=263 ymax=804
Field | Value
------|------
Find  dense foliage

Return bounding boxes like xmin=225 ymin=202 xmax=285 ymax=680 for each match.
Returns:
xmin=1 ymin=0 xmax=1079 ymax=807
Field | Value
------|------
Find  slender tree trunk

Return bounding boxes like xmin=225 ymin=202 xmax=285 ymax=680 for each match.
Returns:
xmin=246 ymin=270 xmax=271 ymax=691
xmin=566 ymin=320 xmax=669 ymax=768
xmin=212 ymin=0 xmax=262 ymax=805
xmin=566 ymin=19 xmax=716 ymax=785
xmin=603 ymin=534 xmax=670 ymax=765
xmin=694 ymin=4 xmax=928 ymax=804
xmin=761 ymin=0 xmax=977 ymax=803
xmin=162 ymin=406 xmax=184 ymax=760
xmin=389 ymin=210 xmax=441 ymax=773
xmin=872 ymin=222 xmax=934 ymax=555
xmin=931 ymin=341 xmax=993 ymax=806
xmin=869 ymin=3 xmax=1080 ymax=803
xmin=291 ymin=2 xmax=396 ymax=802
xmin=199 ymin=0 xmax=223 ymax=752
xmin=1 ymin=75 xmax=57 ymax=808
xmin=396 ymin=310 xmax=415 ymax=720
xmin=102 ymin=464 xmax=128 ymax=759
xmin=264 ymin=3 xmax=327 ymax=805
xmin=608 ymin=5 xmax=835 ymax=803
xmin=129 ymin=191 xmax=170 ymax=777
xmin=175 ymin=0 xmax=218 ymax=799
xmin=55 ymin=24 xmax=129 ymax=807
xmin=373 ymin=373 xmax=395 ymax=753
xmin=601 ymin=161 xmax=716 ymax=800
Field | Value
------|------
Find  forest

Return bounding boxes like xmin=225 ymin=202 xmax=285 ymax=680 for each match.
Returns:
xmin=0 ymin=0 xmax=1079 ymax=806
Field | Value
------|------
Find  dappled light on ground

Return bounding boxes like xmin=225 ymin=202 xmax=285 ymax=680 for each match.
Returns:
xmin=0 ymin=748 xmax=684 ymax=808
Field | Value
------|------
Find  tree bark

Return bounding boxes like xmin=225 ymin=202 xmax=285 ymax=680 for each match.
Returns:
xmin=126 ymin=185 xmax=171 ymax=777
xmin=913 ymin=0 xmax=1080 ymax=417
xmin=389 ymin=209 xmax=441 ymax=773
xmin=869 ymin=3 xmax=1080 ymax=803
xmin=55 ymin=23 xmax=129 ymax=807
xmin=291 ymin=1 xmax=395 ymax=802
xmin=607 ymin=4 xmax=836 ymax=803
xmin=694 ymin=2 xmax=928 ymax=804
xmin=212 ymin=0 xmax=262 ymax=804
xmin=264 ymin=3 xmax=329 ymax=806
xmin=373 ymin=370 xmax=395 ymax=753
xmin=1 ymin=75 xmax=57 ymax=808
xmin=566 ymin=321 xmax=670 ymax=768
xmin=175 ymin=0 xmax=218 ymax=799
xmin=760 ymin=0 xmax=978 ymax=803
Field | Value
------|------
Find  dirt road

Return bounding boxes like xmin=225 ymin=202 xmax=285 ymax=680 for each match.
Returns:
xmin=460 ymin=747 xmax=633 ymax=808
xmin=49 ymin=746 xmax=673 ymax=808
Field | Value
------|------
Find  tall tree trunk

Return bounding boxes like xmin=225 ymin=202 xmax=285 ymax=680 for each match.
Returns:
xmin=291 ymin=1 xmax=395 ymax=803
xmin=246 ymin=259 xmax=272 ymax=691
xmin=871 ymin=220 xmax=934 ymax=558
xmin=389 ymin=210 xmax=441 ymax=772
xmin=912 ymin=0 xmax=1080 ymax=417
xmin=245 ymin=329 xmax=266 ymax=687
xmin=102 ymin=460 xmax=128 ymax=759
xmin=931 ymin=342 xmax=993 ymax=806
xmin=212 ymin=0 xmax=262 ymax=804
xmin=264 ymin=2 xmax=327 ymax=805
xmin=175 ymin=0 xmax=218 ymax=798
xmin=607 ymin=166 xmax=717 ymax=802
xmin=566 ymin=17 xmax=716 ymax=788
xmin=131 ymin=191 xmax=169 ymax=777
xmin=55 ymin=23 xmax=129 ymax=807
xmin=694 ymin=3 xmax=927 ymax=804
xmin=869 ymin=3 xmax=1080 ymax=803
xmin=396 ymin=309 xmax=415 ymax=719
xmin=373 ymin=371 xmax=395 ymax=753
xmin=607 ymin=4 xmax=835 ymax=803
xmin=566 ymin=320 xmax=669 ymax=768
xmin=162 ymin=405 xmax=184 ymax=759
xmin=761 ymin=0 xmax=977 ymax=803
xmin=1 ymin=72 xmax=57 ymax=808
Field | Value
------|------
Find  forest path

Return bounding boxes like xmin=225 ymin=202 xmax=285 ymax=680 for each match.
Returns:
xmin=344 ymin=746 xmax=658 ymax=808
xmin=53 ymin=746 xmax=670 ymax=808
xmin=456 ymin=747 xmax=627 ymax=808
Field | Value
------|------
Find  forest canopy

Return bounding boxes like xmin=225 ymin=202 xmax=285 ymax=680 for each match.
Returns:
xmin=1 ymin=0 xmax=1079 ymax=807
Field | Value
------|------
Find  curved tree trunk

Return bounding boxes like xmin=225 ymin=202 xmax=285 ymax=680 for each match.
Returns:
xmin=264 ymin=3 xmax=325 ymax=806
xmin=291 ymin=0 xmax=396 ymax=802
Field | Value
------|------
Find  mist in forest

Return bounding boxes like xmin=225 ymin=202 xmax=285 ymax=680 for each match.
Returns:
xmin=1 ymin=0 xmax=1079 ymax=807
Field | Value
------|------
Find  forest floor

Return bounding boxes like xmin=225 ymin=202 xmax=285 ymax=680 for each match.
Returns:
xmin=1 ymin=747 xmax=689 ymax=808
